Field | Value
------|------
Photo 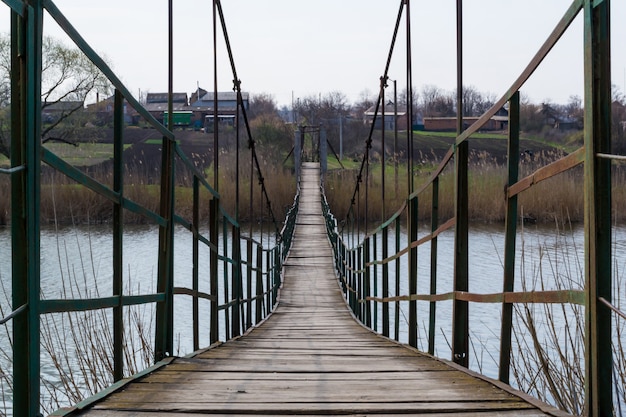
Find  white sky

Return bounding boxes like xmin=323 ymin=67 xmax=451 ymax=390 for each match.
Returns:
xmin=2 ymin=0 xmax=625 ymax=107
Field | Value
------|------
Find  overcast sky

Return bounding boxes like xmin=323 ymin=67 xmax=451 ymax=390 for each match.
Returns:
xmin=2 ymin=0 xmax=625 ymax=107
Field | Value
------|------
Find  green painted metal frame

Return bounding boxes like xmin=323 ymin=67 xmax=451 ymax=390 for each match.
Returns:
xmin=322 ymin=0 xmax=618 ymax=415
xmin=1 ymin=1 xmax=299 ymax=415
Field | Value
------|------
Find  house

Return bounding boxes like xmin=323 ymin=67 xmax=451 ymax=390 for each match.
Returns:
xmin=423 ymin=115 xmax=508 ymax=132
xmin=423 ymin=107 xmax=509 ymax=132
xmin=363 ymin=101 xmax=408 ymax=130
xmin=42 ymin=100 xmax=84 ymax=123
xmin=85 ymin=95 xmax=139 ymax=125
xmin=191 ymin=91 xmax=250 ymax=130
xmin=539 ymin=103 xmax=581 ymax=130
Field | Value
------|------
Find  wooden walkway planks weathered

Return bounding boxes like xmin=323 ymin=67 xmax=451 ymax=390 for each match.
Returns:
xmin=71 ymin=162 xmax=567 ymax=416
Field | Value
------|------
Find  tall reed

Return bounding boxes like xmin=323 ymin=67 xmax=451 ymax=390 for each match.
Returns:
xmin=510 ymin=218 xmax=626 ymax=415
xmin=324 ymin=151 xmax=626 ymax=227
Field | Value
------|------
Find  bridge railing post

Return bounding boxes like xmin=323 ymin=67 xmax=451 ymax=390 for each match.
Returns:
xmin=113 ymin=89 xmax=125 ymax=380
xmin=394 ymin=216 xmax=401 ymax=341
xmin=232 ymin=224 xmax=242 ymax=337
xmin=408 ymin=196 xmax=418 ymax=348
xmin=11 ymin=4 xmax=44 ymax=415
xmin=274 ymin=245 xmax=281 ymax=305
xmin=351 ymin=249 xmax=357 ymax=315
xmin=210 ymin=198 xmax=219 ymax=344
xmin=246 ymin=239 xmax=253 ymax=331
xmin=583 ymin=1 xmax=612 ymax=414
xmin=452 ymin=143 xmax=469 ymax=367
xmin=265 ymin=249 xmax=272 ymax=314
xmin=428 ymin=177 xmax=439 ymax=355
xmin=498 ymin=91 xmax=520 ymax=383
xmin=371 ymin=235 xmax=377 ymax=331
xmin=256 ymin=245 xmax=263 ymax=325
xmin=364 ymin=238 xmax=372 ymax=328
xmin=222 ymin=219 xmax=231 ymax=341
xmin=382 ymin=227 xmax=389 ymax=338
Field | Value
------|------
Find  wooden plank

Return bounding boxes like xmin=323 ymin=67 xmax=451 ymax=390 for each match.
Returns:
xmin=79 ymin=411 xmax=549 ymax=417
xmin=72 ymin=163 xmax=562 ymax=417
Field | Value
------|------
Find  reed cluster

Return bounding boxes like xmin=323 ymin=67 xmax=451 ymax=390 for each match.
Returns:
xmin=510 ymin=220 xmax=626 ymax=414
xmin=0 ymin=156 xmax=296 ymax=227
xmin=324 ymin=150 xmax=624 ymax=227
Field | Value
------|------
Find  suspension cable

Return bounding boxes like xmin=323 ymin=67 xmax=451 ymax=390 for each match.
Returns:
xmin=215 ymin=0 xmax=282 ymax=239
xmin=341 ymin=0 xmax=406 ymax=235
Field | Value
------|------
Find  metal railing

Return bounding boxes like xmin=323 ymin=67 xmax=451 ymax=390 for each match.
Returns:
xmin=324 ymin=1 xmax=617 ymax=416
xmin=0 ymin=0 xmax=298 ymax=415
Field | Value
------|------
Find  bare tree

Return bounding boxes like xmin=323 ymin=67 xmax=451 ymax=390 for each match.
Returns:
xmin=0 ymin=34 xmax=111 ymax=157
xmin=249 ymin=93 xmax=279 ymax=120
xmin=420 ymin=84 xmax=454 ymax=117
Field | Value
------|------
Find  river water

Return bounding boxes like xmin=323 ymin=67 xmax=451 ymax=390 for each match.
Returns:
xmin=0 ymin=222 xmax=624 ymax=414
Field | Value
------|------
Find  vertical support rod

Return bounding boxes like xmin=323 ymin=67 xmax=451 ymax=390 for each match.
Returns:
xmin=113 ymin=89 xmax=124 ymax=381
xmin=246 ymin=240 xmax=253 ymax=330
xmin=320 ymin=127 xmax=328 ymax=181
xmin=222 ymin=220 xmax=230 ymax=340
xmin=382 ymin=227 xmax=389 ymax=337
xmin=192 ymin=176 xmax=200 ymax=351
xmin=210 ymin=198 xmax=219 ymax=344
xmin=256 ymin=245 xmax=263 ymax=324
xmin=155 ymin=0 xmax=175 ymax=362
xmin=408 ymin=197 xmax=418 ymax=347
xmin=393 ymin=79 xmax=399 ymax=198
xmin=12 ymin=4 xmax=43 ymax=414
xmin=499 ymin=91 xmax=520 ymax=383
xmin=212 ymin=0 xmax=219 ymax=192
xmin=372 ymin=234 xmax=377 ymax=331
xmin=266 ymin=249 xmax=271 ymax=314
xmin=428 ymin=177 xmax=439 ymax=355
xmin=394 ymin=216 xmax=401 ymax=341
xmin=452 ymin=0 xmax=469 ymax=368
xmin=294 ymin=128 xmax=302 ymax=181
xmin=405 ymin=0 xmax=414 ymax=194
xmin=583 ymin=1 xmax=612 ymax=415
xmin=364 ymin=238 xmax=372 ymax=328
xmin=232 ymin=225 xmax=241 ymax=337
xmin=381 ymin=76 xmax=386 ymax=222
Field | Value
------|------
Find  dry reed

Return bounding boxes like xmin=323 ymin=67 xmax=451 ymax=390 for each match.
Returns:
xmin=324 ymin=151 xmax=626 ymax=227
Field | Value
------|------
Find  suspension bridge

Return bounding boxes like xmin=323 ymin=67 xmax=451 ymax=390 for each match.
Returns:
xmin=0 ymin=0 xmax=620 ymax=416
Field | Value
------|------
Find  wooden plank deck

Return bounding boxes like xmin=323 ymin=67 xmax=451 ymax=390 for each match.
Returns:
xmin=71 ymin=162 xmax=566 ymax=416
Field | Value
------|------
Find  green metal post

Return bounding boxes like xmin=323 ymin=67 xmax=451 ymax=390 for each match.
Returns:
xmin=452 ymin=0 xmax=469 ymax=368
xmin=232 ymin=225 xmax=241 ymax=337
xmin=382 ymin=227 xmax=389 ymax=337
xmin=364 ymin=239 xmax=372 ymax=328
xmin=222 ymin=213 xmax=230 ymax=341
xmin=12 ymin=3 xmax=43 ymax=415
xmin=274 ymin=246 xmax=281 ymax=305
xmin=266 ymin=249 xmax=271 ymax=314
xmin=155 ymin=0 xmax=175 ymax=362
xmin=246 ymin=240 xmax=253 ymax=330
xmin=113 ymin=89 xmax=124 ymax=381
xmin=209 ymin=198 xmax=218 ymax=344
xmin=256 ymin=245 xmax=263 ymax=324
xmin=371 ymin=235 xmax=377 ymax=330
xmin=499 ymin=91 xmax=520 ymax=383
xmin=408 ymin=196 xmax=418 ymax=348
xmin=583 ymin=1 xmax=612 ymax=414
xmin=394 ymin=216 xmax=401 ymax=341
xmin=352 ymin=249 xmax=357 ymax=315
xmin=192 ymin=176 xmax=200 ymax=351
xmin=428 ymin=177 xmax=439 ymax=355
